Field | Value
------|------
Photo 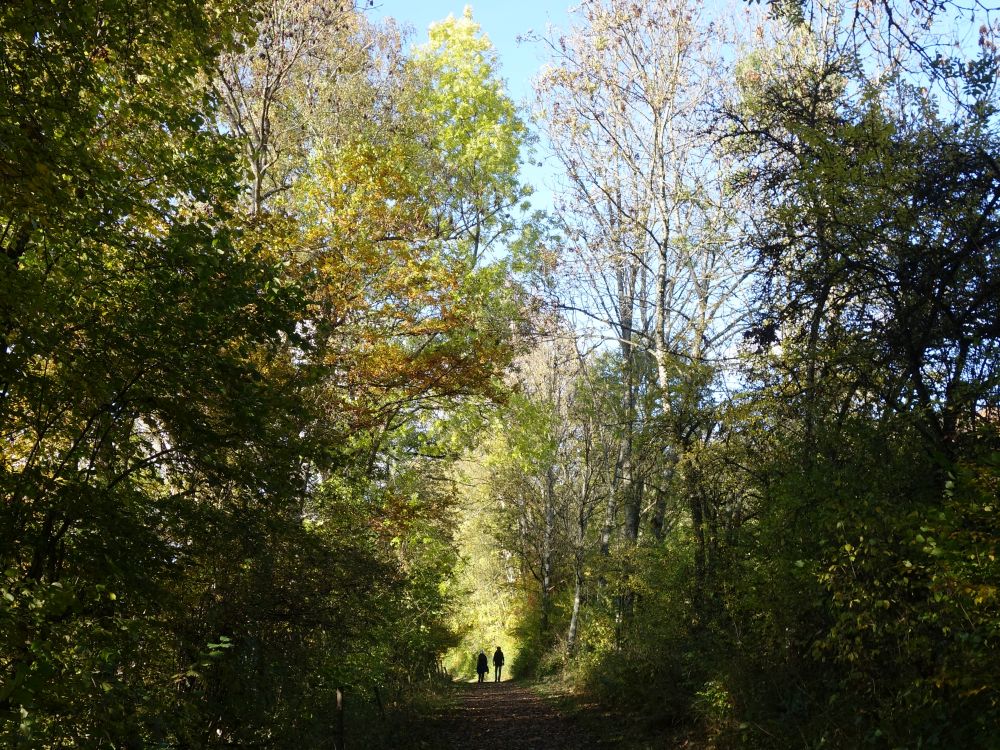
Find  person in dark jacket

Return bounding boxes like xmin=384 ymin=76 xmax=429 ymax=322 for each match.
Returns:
xmin=493 ymin=646 xmax=505 ymax=682
xmin=476 ymin=650 xmax=489 ymax=684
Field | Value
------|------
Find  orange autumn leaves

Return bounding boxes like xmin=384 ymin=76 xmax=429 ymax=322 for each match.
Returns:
xmin=287 ymin=12 xmax=527 ymax=432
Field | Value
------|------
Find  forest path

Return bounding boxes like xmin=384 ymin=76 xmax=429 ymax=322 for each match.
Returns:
xmin=427 ymin=680 xmax=604 ymax=749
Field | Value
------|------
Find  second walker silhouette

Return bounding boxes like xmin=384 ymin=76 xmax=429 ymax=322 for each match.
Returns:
xmin=492 ymin=646 xmax=504 ymax=682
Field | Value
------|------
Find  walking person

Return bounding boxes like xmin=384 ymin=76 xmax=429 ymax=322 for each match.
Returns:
xmin=493 ymin=646 xmax=505 ymax=682
xmin=476 ymin=650 xmax=489 ymax=684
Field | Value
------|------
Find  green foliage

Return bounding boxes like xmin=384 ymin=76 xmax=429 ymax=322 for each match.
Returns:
xmin=1 ymin=0 xmax=530 ymax=746
xmin=4 ymin=0 xmax=997 ymax=746
xmin=411 ymin=7 xmax=530 ymax=261
xmin=468 ymin=5 xmax=1000 ymax=749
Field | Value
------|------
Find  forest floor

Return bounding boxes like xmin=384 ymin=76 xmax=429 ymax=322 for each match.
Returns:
xmin=420 ymin=679 xmax=606 ymax=749
xmin=412 ymin=678 xmax=706 ymax=749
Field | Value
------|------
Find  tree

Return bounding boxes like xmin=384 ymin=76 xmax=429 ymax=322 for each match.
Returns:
xmin=720 ymin=0 xmax=1000 ymax=742
xmin=215 ymin=0 xmax=345 ymax=215
xmin=411 ymin=7 xmax=532 ymax=266
xmin=221 ymin=6 xmax=533 ymax=457
xmin=469 ymin=330 xmax=609 ymax=667
xmin=0 ymin=0 xmax=321 ymax=743
xmin=1 ymin=2 xmax=535 ymax=744
xmin=533 ymin=0 xmax=754 ymax=575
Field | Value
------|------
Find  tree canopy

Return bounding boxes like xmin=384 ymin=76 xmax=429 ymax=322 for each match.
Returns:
xmin=1 ymin=0 xmax=997 ymax=747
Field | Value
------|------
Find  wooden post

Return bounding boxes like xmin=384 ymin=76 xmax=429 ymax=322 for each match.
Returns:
xmin=333 ymin=687 xmax=345 ymax=750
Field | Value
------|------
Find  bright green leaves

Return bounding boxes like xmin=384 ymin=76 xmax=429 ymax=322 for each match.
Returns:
xmin=412 ymin=8 xmax=526 ymax=213
xmin=410 ymin=8 xmax=530 ymax=264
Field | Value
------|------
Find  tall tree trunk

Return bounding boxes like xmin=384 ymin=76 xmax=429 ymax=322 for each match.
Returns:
xmin=541 ymin=464 xmax=556 ymax=634
xmin=620 ymin=306 xmax=640 ymax=544
xmin=567 ymin=561 xmax=584 ymax=654
xmin=690 ymin=492 xmax=707 ymax=613
xmin=649 ymin=472 xmax=674 ymax=541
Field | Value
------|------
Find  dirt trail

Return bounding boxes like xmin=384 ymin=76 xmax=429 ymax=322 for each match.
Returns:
xmin=429 ymin=680 xmax=602 ymax=749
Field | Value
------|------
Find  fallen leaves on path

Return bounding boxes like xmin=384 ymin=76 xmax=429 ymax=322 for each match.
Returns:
xmin=427 ymin=681 xmax=602 ymax=749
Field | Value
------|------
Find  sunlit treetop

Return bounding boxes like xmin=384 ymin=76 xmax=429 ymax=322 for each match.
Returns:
xmin=411 ymin=6 xmax=528 ymax=230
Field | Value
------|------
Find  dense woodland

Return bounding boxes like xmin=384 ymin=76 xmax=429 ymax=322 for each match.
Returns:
xmin=1 ymin=0 xmax=998 ymax=747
